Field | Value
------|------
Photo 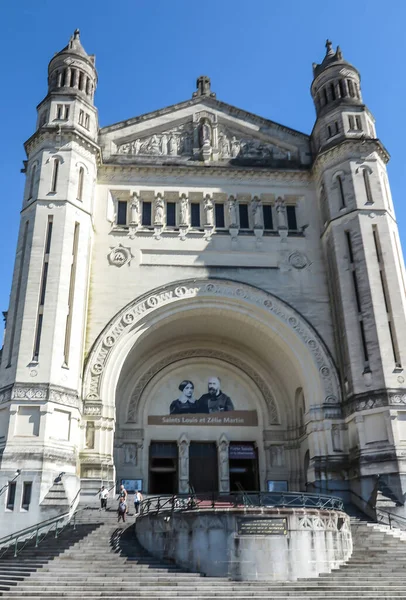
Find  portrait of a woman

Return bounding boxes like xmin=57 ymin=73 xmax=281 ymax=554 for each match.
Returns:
xmin=169 ymin=380 xmax=198 ymax=414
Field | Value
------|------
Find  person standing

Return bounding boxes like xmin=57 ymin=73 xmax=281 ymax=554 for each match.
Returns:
xmin=134 ymin=489 xmax=143 ymax=515
xmin=117 ymin=484 xmax=127 ymax=522
xmin=99 ymin=486 xmax=109 ymax=511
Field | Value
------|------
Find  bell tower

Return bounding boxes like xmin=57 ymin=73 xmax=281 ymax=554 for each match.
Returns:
xmin=0 ymin=31 xmax=99 ymax=532
xmin=312 ymin=41 xmax=406 ymax=502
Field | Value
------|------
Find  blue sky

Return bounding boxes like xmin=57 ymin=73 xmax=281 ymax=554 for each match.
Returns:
xmin=0 ymin=0 xmax=405 ymax=316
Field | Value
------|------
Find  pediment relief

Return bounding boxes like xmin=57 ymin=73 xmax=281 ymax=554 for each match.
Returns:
xmin=102 ymin=102 xmax=310 ymax=168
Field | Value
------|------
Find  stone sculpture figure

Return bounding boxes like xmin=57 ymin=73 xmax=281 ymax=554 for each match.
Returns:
xmin=228 ymin=196 xmax=238 ymax=227
xmin=199 ymin=119 xmax=212 ymax=147
xmin=154 ymin=194 xmax=164 ymax=224
xmin=130 ymin=194 xmax=140 ymax=225
xmin=149 ymin=135 xmax=160 ymax=155
xmin=204 ymin=195 xmax=214 ymax=226
xmin=219 ymin=134 xmax=230 ymax=158
xmin=180 ymin=194 xmax=189 ymax=225
xmin=179 ymin=440 xmax=189 ymax=478
xmin=169 ymin=135 xmax=178 ymax=156
xmin=276 ymin=196 xmax=287 ymax=229
xmin=85 ymin=422 xmax=95 ymax=449
xmin=231 ymin=136 xmax=240 ymax=158
xmin=161 ymin=134 xmax=168 ymax=155
xmin=251 ymin=196 xmax=263 ymax=228
xmin=132 ymin=139 xmax=141 ymax=155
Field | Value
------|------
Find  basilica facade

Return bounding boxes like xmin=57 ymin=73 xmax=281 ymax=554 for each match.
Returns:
xmin=1 ymin=31 xmax=406 ymax=532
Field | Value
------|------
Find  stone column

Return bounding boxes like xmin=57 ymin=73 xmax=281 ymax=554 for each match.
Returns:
xmin=178 ymin=436 xmax=190 ymax=494
xmin=217 ymin=436 xmax=230 ymax=493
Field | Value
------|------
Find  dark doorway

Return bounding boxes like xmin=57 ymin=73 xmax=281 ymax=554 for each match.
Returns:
xmin=189 ymin=442 xmax=218 ymax=493
xmin=149 ymin=441 xmax=178 ymax=494
xmin=229 ymin=443 xmax=259 ymax=492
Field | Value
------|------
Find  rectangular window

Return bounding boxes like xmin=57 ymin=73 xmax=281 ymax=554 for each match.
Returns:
xmin=6 ymin=482 xmax=16 ymax=510
xmin=215 ymin=203 xmax=225 ymax=228
xmin=56 ymin=105 xmax=63 ymax=119
xmin=263 ymin=205 xmax=273 ymax=230
xmin=84 ymin=114 xmax=90 ymax=129
xmin=51 ymin=159 xmax=59 ymax=193
xmin=191 ymin=203 xmax=201 ymax=228
xmin=63 ymin=223 xmax=79 ymax=366
xmin=355 ymin=116 xmax=362 ymax=130
xmin=7 ymin=221 xmax=29 ymax=367
xmin=33 ymin=217 xmax=53 ymax=361
xmin=64 ymin=105 xmax=69 ymax=120
xmin=142 ymin=201 xmax=152 ymax=226
xmin=79 ymin=110 xmax=84 ymax=126
xmin=327 ymin=125 xmax=332 ymax=138
xmin=21 ymin=482 xmax=32 ymax=510
xmin=287 ymin=206 xmax=297 ymax=230
xmin=117 ymin=201 xmax=127 ymax=226
xmin=239 ymin=203 xmax=249 ymax=229
xmin=348 ymin=115 xmax=355 ymax=130
xmin=166 ymin=202 xmax=176 ymax=227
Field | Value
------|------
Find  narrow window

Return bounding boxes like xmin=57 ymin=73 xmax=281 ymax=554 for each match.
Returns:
xmin=330 ymin=83 xmax=336 ymax=101
xmin=337 ymin=175 xmax=346 ymax=208
xmin=142 ymin=201 xmax=152 ymax=226
xmin=21 ymin=482 xmax=32 ymax=510
xmin=323 ymin=88 xmax=328 ymax=105
xmin=263 ymin=205 xmax=273 ymax=230
xmin=215 ymin=203 xmax=225 ymax=228
xmin=335 ymin=121 xmax=339 ymax=135
xmin=6 ymin=482 xmax=16 ymax=510
xmin=77 ymin=167 xmax=84 ymax=201
xmin=78 ymin=71 xmax=84 ymax=90
xmin=60 ymin=69 xmax=66 ymax=87
xmin=166 ymin=202 xmax=176 ymax=227
xmin=51 ymin=159 xmax=59 ymax=193
xmin=393 ymin=232 xmax=406 ymax=298
xmin=339 ymin=79 xmax=346 ymax=97
xmin=56 ymin=105 xmax=63 ymax=119
xmin=355 ymin=116 xmax=362 ymax=130
xmin=117 ymin=201 xmax=127 ymax=226
xmin=239 ymin=203 xmax=249 ymax=229
xmin=348 ymin=79 xmax=355 ymax=97
xmin=352 ymin=271 xmax=362 ymax=313
xmin=33 ymin=218 xmax=53 ymax=361
xmin=363 ymin=169 xmax=373 ymax=204
xmin=28 ymin=164 xmax=37 ymax=200
xmin=327 ymin=125 xmax=332 ymax=138
xmin=64 ymin=105 xmax=70 ymax=120
xmin=191 ymin=203 xmax=201 ymax=228
xmin=63 ymin=223 xmax=79 ymax=366
xmin=79 ymin=110 xmax=84 ymax=126
xmin=349 ymin=115 xmax=355 ymax=130
xmin=287 ymin=206 xmax=297 ymax=230
xmin=359 ymin=321 xmax=369 ymax=362
xmin=345 ymin=231 xmax=354 ymax=263
xmin=7 ymin=221 xmax=29 ymax=367
xmin=84 ymin=114 xmax=90 ymax=129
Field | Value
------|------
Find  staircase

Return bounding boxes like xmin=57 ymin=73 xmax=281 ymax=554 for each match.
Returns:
xmin=1 ymin=510 xmax=406 ymax=598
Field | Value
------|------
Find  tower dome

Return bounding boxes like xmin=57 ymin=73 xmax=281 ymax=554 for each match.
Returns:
xmin=311 ymin=40 xmax=362 ymax=117
xmin=47 ymin=29 xmax=97 ymax=103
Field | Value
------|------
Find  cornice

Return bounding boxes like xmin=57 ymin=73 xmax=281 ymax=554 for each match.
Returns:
xmin=24 ymin=126 xmax=100 ymax=160
xmin=0 ymin=383 xmax=81 ymax=410
xmin=312 ymin=139 xmax=390 ymax=177
xmin=97 ymin=162 xmax=312 ymax=184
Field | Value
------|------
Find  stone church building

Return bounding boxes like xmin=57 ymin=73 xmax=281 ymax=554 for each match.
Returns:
xmin=1 ymin=31 xmax=406 ymax=531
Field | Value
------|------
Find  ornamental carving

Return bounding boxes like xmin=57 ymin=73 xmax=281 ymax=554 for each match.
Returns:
xmin=117 ymin=123 xmax=194 ymax=157
xmin=108 ymin=245 xmax=134 ymax=268
xmin=289 ymin=251 xmax=308 ymax=270
xmin=83 ymin=279 xmax=341 ymax=411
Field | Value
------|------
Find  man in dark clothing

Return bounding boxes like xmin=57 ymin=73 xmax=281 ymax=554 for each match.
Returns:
xmin=197 ymin=377 xmax=234 ymax=413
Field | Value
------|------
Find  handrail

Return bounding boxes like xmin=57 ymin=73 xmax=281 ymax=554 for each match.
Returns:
xmin=139 ymin=491 xmax=344 ymax=516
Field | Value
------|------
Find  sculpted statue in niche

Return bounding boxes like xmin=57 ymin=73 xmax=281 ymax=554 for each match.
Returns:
xmin=85 ymin=421 xmax=95 ymax=449
xmin=231 ymin=136 xmax=241 ymax=158
xmin=178 ymin=440 xmax=189 ymax=478
xmin=276 ymin=196 xmax=287 ymax=229
xmin=228 ymin=196 xmax=238 ymax=227
xmin=204 ymin=195 xmax=214 ymax=226
xmin=130 ymin=194 xmax=140 ymax=225
xmin=199 ymin=118 xmax=212 ymax=147
xmin=154 ymin=194 xmax=164 ymax=225
xmin=132 ymin=139 xmax=141 ymax=155
xmin=269 ymin=445 xmax=285 ymax=468
xmin=251 ymin=196 xmax=263 ymax=228
xmin=180 ymin=194 xmax=189 ymax=225
xmin=124 ymin=444 xmax=137 ymax=465
xmin=169 ymin=135 xmax=178 ymax=156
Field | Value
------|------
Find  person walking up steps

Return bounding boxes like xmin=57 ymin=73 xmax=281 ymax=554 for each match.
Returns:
xmin=117 ymin=484 xmax=127 ymax=522
xmin=134 ymin=489 xmax=143 ymax=515
xmin=99 ymin=486 xmax=109 ymax=511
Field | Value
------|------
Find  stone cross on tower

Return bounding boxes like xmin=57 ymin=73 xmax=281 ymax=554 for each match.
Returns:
xmin=193 ymin=75 xmax=216 ymax=98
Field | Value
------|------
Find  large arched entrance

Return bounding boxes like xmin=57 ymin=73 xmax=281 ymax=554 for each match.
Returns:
xmin=80 ymin=279 xmax=341 ymax=494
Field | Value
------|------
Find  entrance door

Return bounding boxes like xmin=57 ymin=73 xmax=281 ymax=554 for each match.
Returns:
xmin=229 ymin=443 xmax=259 ymax=492
xmin=189 ymin=442 xmax=218 ymax=493
xmin=149 ymin=441 xmax=178 ymax=494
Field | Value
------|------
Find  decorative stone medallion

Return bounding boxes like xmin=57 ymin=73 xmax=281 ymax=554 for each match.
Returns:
xmin=107 ymin=244 xmax=134 ymax=267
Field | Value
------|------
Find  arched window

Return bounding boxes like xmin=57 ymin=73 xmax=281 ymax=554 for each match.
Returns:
xmin=28 ymin=164 xmax=37 ymax=200
xmin=51 ymin=158 xmax=60 ymax=193
xmin=77 ymin=167 xmax=84 ymax=201
xmin=338 ymin=79 xmax=346 ymax=98
xmin=347 ymin=79 xmax=355 ymax=97
xmin=336 ymin=175 xmax=346 ymax=208
xmin=363 ymin=169 xmax=373 ymax=204
xmin=330 ymin=83 xmax=336 ymax=101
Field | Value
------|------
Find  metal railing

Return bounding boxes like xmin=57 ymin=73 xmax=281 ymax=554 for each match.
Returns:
xmin=139 ymin=491 xmax=344 ymax=516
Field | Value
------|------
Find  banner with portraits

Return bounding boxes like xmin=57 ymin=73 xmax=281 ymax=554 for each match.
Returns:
xmin=146 ymin=361 xmax=259 ymax=427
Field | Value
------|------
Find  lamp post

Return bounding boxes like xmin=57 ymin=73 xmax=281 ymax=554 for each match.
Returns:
xmin=0 ymin=469 xmax=21 ymax=498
